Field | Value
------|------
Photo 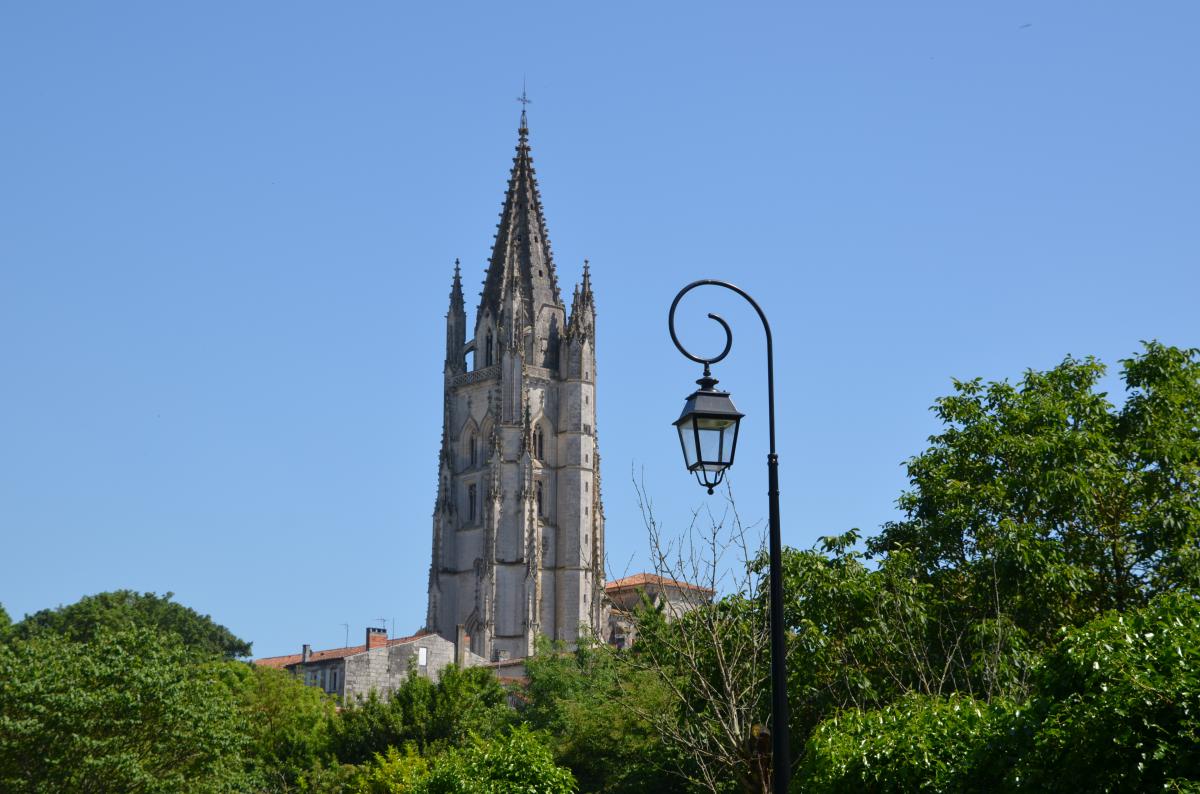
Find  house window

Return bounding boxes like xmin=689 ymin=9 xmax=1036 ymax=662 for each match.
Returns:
xmin=418 ymin=647 xmax=428 ymax=667
xmin=468 ymin=484 xmax=477 ymax=522
xmin=329 ymin=669 xmax=339 ymax=693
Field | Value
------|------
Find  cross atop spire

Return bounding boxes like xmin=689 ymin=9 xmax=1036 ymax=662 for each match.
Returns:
xmin=516 ymin=80 xmax=531 ymax=137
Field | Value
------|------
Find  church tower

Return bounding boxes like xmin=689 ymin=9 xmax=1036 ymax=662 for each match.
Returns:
xmin=426 ymin=110 xmax=605 ymax=661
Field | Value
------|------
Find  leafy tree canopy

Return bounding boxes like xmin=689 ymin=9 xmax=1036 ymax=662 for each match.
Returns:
xmin=420 ymin=725 xmax=577 ymax=794
xmin=217 ymin=662 xmax=336 ymax=790
xmin=330 ymin=664 xmax=511 ymax=764
xmin=524 ymin=636 xmax=687 ymax=793
xmin=866 ymin=342 xmax=1200 ymax=664
xmin=0 ymin=626 xmax=250 ymax=793
xmin=795 ymin=590 xmax=1200 ymax=792
xmin=10 ymin=589 xmax=251 ymax=659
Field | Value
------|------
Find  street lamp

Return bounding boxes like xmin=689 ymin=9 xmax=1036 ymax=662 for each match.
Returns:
xmin=673 ymin=369 xmax=743 ymax=494
xmin=668 ymin=279 xmax=790 ymax=794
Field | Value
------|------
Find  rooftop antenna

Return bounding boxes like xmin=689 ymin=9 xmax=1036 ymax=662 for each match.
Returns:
xmin=376 ymin=617 xmax=388 ymax=635
xmin=340 ymin=623 xmax=350 ymax=648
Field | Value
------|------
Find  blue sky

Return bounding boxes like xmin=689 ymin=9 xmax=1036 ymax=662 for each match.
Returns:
xmin=2 ymin=2 xmax=1197 ymax=658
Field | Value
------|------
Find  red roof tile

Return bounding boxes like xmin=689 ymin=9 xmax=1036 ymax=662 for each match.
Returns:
xmin=604 ymin=572 xmax=715 ymax=595
xmin=254 ymin=631 xmax=432 ymax=669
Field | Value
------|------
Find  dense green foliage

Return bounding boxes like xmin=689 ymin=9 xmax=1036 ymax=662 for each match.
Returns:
xmin=420 ymin=725 xmax=577 ymax=794
xmin=330 ymin=664 xmax=511 ymax=764
xmin=797 ymin=592 xmax=1200 ymax=792
xmin=9 ymin=590 xmax=252 ymax=659
xmin=1005 ymin=590 xmax=1200 ymax=791
xmin=0 ymin=604 xmax=10 ymax=639
xmin=523 ymin=636 xmax=686 ymax=793
xmin=2 ymin=343 xmax=1197 ymax=792
xmin=0 ymin=626 xmax=250 ymax=792
xmin=870 ymin=343 xmax=1200 ymax=662
xmin=222 ymin=663 xmax=337 ymax=790
xmin=799 ymin=693 xmax=1013 ymax=792
xmin=787 ymin=343 xmax=1200 ymax=792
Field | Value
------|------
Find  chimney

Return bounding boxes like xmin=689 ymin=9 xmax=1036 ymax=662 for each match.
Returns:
xmin=455 ymin=624 xmax=467 ymax=666
xmin=301 ymin=644 xmax=311 ymax=663
xmin=366 ymin=626 xmax=388 ymax=650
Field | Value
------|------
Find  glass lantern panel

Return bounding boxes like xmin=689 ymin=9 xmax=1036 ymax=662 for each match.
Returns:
xmin=696 ymin=418 xmax=734 ymax=469
xmin=677 ymin=421 xmax=698 ymax=469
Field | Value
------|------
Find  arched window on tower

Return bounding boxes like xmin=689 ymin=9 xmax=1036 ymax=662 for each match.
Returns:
xmin=534 ymin=426 xmax=545 ymax=461
xmin=485 ymin=330 xmax=494 ymax=367
xmin=535 ymin=481 xmax=544 ymax=517
xmin=469 ymin=434 xmax=478 ymax=467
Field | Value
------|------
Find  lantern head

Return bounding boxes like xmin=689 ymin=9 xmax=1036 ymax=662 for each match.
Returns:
xmin=674 ymin=372 xmax=743 ymax=494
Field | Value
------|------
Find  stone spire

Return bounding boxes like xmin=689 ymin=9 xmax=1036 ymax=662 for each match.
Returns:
xmin=477 ymin=113 xmax=563 ymax=337
xmin=444 ymin=259 xmax=467 ymax=375
xmin=567 ymin=259 xmax=595 ymax=340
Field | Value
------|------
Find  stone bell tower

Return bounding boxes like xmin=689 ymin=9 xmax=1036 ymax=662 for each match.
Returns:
xmin=425 ymin=109 xmax=605 ymax=661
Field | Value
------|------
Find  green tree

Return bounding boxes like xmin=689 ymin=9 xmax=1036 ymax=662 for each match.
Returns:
xmin=11 ymin=590 xmax=251 ymax=659
xmin=0 ymin=626 xmax=249 ymax=792
xmin=330 ymin=665 xmax=510 ymax=764
xmin=218 ymin=662 xmax=336 ymax=790
xmin=1004 ymin=590 xmax=1200 ymax=791
xmin=867 ymin=343 xmax=1200 ymax=688
xmin=349 ymin=744 xmax=430 ymax=794
xmin=796 ymin=693 xmax=1015 ymax=793
xmin=420 ymin=725 xmax=576 ymax=794
xmin=793 ymin=592 xmax=1200 ymax=792
xmin=0 ymin=604 xmax=10 ymax=640
xmin=524 ymin=636 xmax=686 ymax=793
xmin=625 ymin=483 xmax=775 ymax=793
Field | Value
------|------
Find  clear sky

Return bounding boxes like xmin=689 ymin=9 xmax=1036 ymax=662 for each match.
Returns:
xmin=2 ymin=2 xmax=1197 ymax=658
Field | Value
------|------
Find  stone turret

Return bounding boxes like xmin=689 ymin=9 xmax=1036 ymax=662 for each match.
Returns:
xmin=445 ymin=259 xmax=467 ymax=377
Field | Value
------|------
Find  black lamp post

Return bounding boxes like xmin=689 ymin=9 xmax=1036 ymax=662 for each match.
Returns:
xmin=668 ymin=279 xmax=790 ymax=794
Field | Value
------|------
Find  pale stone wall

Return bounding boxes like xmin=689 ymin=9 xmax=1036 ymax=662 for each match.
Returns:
xmin=341 ymin=635 xmax=488 ymax=704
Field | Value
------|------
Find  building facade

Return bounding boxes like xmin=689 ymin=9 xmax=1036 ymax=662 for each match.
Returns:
xmin=425 ymin=110 xmax=605 ymax=661
xmin=604 ymin=573 xmax=716 ymax=650
xmin=254 ymin=627 xmax=487 ymax=701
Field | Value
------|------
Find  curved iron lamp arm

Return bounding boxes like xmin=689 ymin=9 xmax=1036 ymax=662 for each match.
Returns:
xmin=668 ymin=279 xmax=790 ymax=794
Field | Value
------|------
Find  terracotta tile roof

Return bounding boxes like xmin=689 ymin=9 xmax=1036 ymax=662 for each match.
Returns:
xmin=254 ymin=631 xmax=432 ymax=669
xmin=604 ymin=572 xmax=716 ymax=595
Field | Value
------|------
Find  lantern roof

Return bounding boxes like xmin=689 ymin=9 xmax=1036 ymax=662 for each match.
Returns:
xmin=674 ymin=374 xmax=744 ymax=425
